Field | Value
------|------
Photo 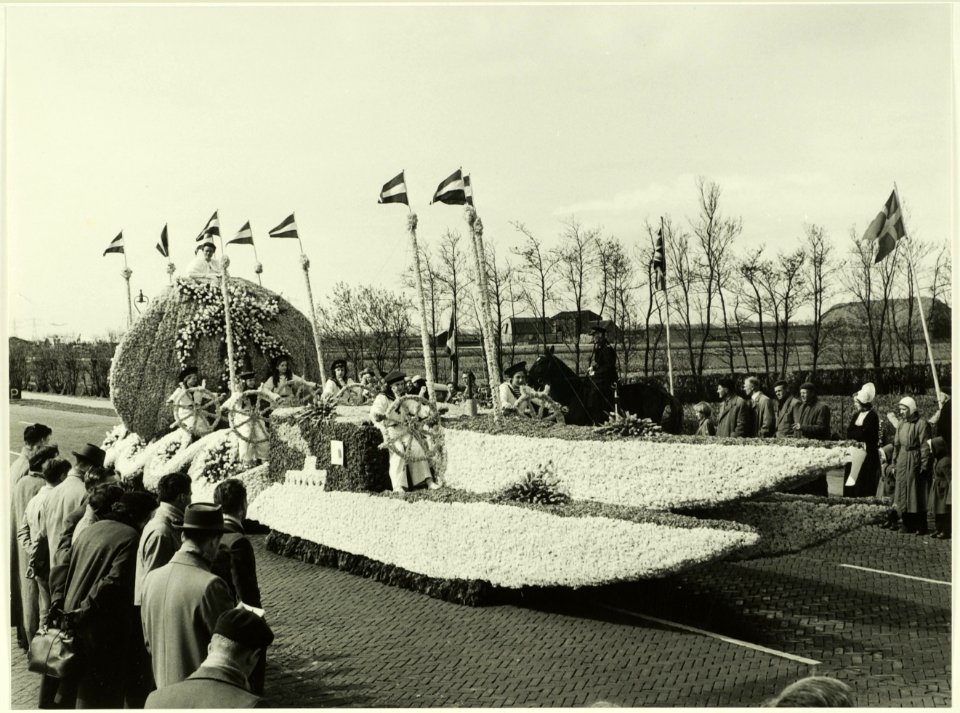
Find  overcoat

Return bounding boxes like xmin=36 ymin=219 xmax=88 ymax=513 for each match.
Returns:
xmin=141 ymin=548 xmax=235 ymax=689
xmin=794 ymin=398 xmax=831 ymax=440
xmin=10 ymin=452 xmax=30 ymax=647
xmin=752 ymin=393 xmax=776 ymax=438
xmin=41 ymin=473 xmax=87 ymax=561
xmin=893 ymin=412 xmax=931 ymax=514
xmin=775 ymin=395 xmax=798 ymax=438
xmin=929 ymin=436 xmax=951 ymax=515
xmin=135 ymin=502 xmax=183 ymax=605
xmin=12 ymin=472 xmax=43 ymax=644
xmin=145 ymin=664 xmax=263 ymax=709
xmin=716 ymin=395 xmax=753 ymax=438
xmin=50 ymin=518 xmax=139 ymax=709
xmin=843 ymin=409 xmax=881 ymax=498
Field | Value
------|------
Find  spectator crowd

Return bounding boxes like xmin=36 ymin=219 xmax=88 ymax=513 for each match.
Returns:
xmin=11 ymin=425 xmax=273 ymax=708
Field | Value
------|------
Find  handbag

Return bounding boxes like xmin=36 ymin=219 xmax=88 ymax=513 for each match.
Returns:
xmin=28 ymin=625 xmax=79 ymax=679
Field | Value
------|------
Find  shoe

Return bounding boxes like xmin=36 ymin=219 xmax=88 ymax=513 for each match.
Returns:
xmin=899 ymin=526 xmax=915 ymax=534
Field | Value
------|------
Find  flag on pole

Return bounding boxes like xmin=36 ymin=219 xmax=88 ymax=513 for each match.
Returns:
xmin=378 ymin=171 xmax=408 ymax=205
xmin=431 ymin=169 xmax=467 ymax=205
xmin=862 ymin=190 xmax=906 ymax=263
xmin=650 ymin=226 xmax=667 ymax=291
xmin=228 ymin=221 xmax=255 ymax=246
xmin=463 ymin=174 xmax=474 ymax=206
xmin=103 ymin=232 xmax=124 ymax=256
xmin=156 ymin=225 xmax=169 ymax=257
xmin=268 ymin=213 xmax=299 ymax=239
xmin=196 ymin=211 xmax=220 ymax=241
xmin=446 ymin=307 xmax=457 ymax=355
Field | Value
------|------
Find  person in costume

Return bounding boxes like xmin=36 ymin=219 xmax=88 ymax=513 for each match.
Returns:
xmin=408 ymin=375 xmax=428 ymax=399
xmin=358 ymin=367 xmax=377 ymax=390
xmin=843 ymin=382 xmax=881 ymax=498
xmin=168 ymin=366 xmax=220 ymax=436
xmin=369 ymin=371 xmax=437 ymax=492
xmin=322 ymin=359 xmax=356 ymax=399
xmin=262 ymin=354 xmax=316 ymax=407
xmin=185 ymin=240 xmax=227 ymax=281
xmin=586 ymin=321 xmax=618 ymax=424
xmin=224 ymin=371 xmax=277 ymax=467
xmin=892 ymin=396 xmax=931 ymax=535
xmin=927 ymin=436 xmax=951 ymax=539
xmin=499 ymin=362 xmax=537 ymax=414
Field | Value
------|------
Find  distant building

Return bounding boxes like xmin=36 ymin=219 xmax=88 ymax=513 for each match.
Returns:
xmin=822 ymin=297 xmax=951 ymax=339
xmin=550 ymin=310 xmax=607 ymax=341
xmin=502 ymin=316 xmax=545 ymax=345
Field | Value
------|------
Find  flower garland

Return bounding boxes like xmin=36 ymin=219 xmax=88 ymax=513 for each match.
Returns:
xmin=189 ymin=432 xmax=243 ymax=484
xmin=443 ymin=429 xmax=847 ymax=511
xmin=101 ymin=423 xmax=129 ymax=454
xmin=173 ymin=277 xmax=285 ymax=371
xmin=191 ymin=463 xmax=271 ymax=503
xmin=249 ymin=486 xmax=757 ymax=588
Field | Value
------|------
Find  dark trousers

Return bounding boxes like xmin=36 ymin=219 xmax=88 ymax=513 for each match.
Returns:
xmin=126 ymin=606 xmax=155 ymax=707
xmin=901 ymin=511 xmax=929 ymax=533
xmin=935 ymin=508 xmax=952 ymax=535
xmin=586 ymin=379 xmax=614 ymax=425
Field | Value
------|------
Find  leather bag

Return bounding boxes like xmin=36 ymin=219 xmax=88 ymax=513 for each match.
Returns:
xmin=28 ymin=626 xmax=79 ymax=679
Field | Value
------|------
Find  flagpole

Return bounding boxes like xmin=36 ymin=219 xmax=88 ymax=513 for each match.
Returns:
xmin=166 ymin=259 xmax=174 ymax=285
xmin=893 ymin=182 xmax=941 ymax=401
xmin=295 ymin=233 xmax=327 ymax=385
xmin=660 ymin=217 xmax=675 ymax=396
xmin=464 ymin=205 xmax=504 ymax=424
xmin=217 ymin=232 xmax=239 ymax=392
xmin=121 ymin=245 xmax=134 ymax=327
xmin=251 ymin=242 xmax=263 ymax=287
xmin=405 ymin=208 xmax=441 ymax=409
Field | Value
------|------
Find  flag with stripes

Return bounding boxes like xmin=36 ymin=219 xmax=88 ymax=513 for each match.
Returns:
xmin=268 ymin=213 xmax=299 ymax=239
xmin=196 ymin=211 xmax=220 ymax=241
xmin=228 ymin=221 xmax=255 ymax=246
xmin=463 ymin=174 xmax=474 ymax=206
xmin=862 ymin=190 xmax=906 ymax=263
xmin=103 ymin=232 xmax=124 ymax=256
xmin=431 ymin=169 xmax=466 ymax=205
xmin=650 ymin=226 xmax=666 ymax=291
xmin=156 ymin=224 xmax=169 ymax=258
xmin=378 ymin=171 xmax=408 ymax=205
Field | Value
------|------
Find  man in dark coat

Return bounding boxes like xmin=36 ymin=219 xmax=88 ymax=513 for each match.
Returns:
xmin=586 ymin=322 xmax=618 ymax=425
xmin=213 ymin=478 xmax=265 ymax=693
xmin=773 ymin=380 xmax=798 ymax=438
xmin=145 ymin=607 xmax=274 ymax=709
xmin=793 ymin=382 xmax=831 ymax=440
xmin=744 ymin=376 xmax=776 ymax=437
xmin=935 ymin=392 xmax=951 ymax=453
xmin=715 ymin=379 xmax=754 ymax=438
xmin=141 ymin=503 xmax=235 ymax=689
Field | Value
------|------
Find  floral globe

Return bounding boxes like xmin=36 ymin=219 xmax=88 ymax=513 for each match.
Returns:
xmin=110 ymin=276 xmax=321 ymax=439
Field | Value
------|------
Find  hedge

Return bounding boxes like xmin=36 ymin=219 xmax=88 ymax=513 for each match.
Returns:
xmin=267 ymin=408 xmax=390 ymax=492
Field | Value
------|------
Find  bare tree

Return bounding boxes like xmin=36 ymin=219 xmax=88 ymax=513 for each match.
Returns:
xmin=804 ymin=224 xmax=843 ymax=377
xmin=663 ymin=216 xmax=698 ymax=379
xmin=739 ymin=247 xmax=773 ymax=380
xmin=511 ymin=222 xmax=560 ymax=348
xmin=483 ymin=242 xmax=513 ymax=377
xmin=359 ymin=286 xmax=412 ymax=372
xmin=434 ymin=230 xmax=472 ymax=385
xmin=554 ymin=217 xmax=598 ymax=373
xmin=403 ymin=242 xmax=440 ymax=372
xmin=318 ymin=282 xmax=367 ymax=370
xmin=769 ymin=247 xmax=807 ymax=378
xmin=930 ymin=241 xmax=952 ymax=309
xmin=891 ymin=236 xmax=933 ymax=368
xmin=690 ymin=177 xmax=742 ymax=383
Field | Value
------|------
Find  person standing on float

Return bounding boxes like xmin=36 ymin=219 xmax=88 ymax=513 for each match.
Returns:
xmin=184 ymin=240 xmax=226 ymax=281
xmin=586 ymin=322 xmax=618 ymax=424
xmin=370 ymin=371 xmax=436 ymax=492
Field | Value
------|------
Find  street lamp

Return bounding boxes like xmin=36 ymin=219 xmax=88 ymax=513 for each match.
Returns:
xmin=133 ymin=289 xmax=150 ymax=315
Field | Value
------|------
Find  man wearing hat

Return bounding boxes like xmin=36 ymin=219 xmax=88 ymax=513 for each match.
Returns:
xmin=145 ymin=607 xmax=274 ymax=709
xmin=186 ymin=240 xmax=226 ymax=280
xmin=141 ymin=503 xmax=235 ymax=689
xmin=586 ymin=321 xmax=618 ymax=424
xmin=370 ymin=371 xmax=435 ymax=492
xmin=793 ymin=382 xmax=831 ymax=440
xmin=500 ymin=362 xmax=535 ymax=413
xmin=40 ymin=443 xmax=105 ymax=573
xmin=715 ymin=379 xmax=754 ymax=438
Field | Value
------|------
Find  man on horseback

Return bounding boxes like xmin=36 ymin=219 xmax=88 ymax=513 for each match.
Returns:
xmin=586 ymin=321 xmax=618 ymax=424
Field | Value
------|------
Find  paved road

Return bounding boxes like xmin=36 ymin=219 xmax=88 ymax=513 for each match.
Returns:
xmin=7 ymin=401 xmax=950 ymax=707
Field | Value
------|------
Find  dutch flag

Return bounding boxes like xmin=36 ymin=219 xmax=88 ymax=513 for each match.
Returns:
xmin=378 ymin=171 xmax=408 ymax=205
xmin=103 ymin=232 xmax=124 ymax=256
xmin=196 ymin=211 xmax=220 ymax=241
xmin=431 ymin=169 xmax=467 ymax=205
xmin=228 ymin=221 xmax=255 ymax=246
xmin=268 ymin=213 xmax=299 ymax=239
xmin=157 ymin=225 xmax=169 ymax=258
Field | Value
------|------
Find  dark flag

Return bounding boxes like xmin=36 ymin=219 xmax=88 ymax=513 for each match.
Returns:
xmin=431 ymin=169 xmax=467 ymax=205
xmin=378 ymin=171 xmax=408 ymax=205
xmin=862 ymin=190 xmax=906 ymax=263
xmin=463 ymin=174 xmax=474 ymax=206
xmin=156 ymin=225 xmax=169 ymax=257
xmin=650 ymin=226 xmax=666 ymax=291
xmin=196 ymin=211 xmax=220 ymax=241
xmin=446 ymin=308 xmax=457 ymax=356
xmin=268 ymin=213 xmax=299 ymax=239
xmin=103 ymin=232 xmax=124 ymax=256
xmin=228 ymin=221 xmax=255 ymax=246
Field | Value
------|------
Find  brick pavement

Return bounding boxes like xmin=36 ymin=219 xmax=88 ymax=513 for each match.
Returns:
xmin=9 ymin=523 xmax=950 ymax=708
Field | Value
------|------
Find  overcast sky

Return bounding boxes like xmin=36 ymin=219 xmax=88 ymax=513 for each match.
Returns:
xmin=4 ymin=3 xmax=954 ymax=339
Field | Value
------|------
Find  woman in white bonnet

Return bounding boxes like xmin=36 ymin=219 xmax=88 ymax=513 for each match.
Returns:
xmin=843 ymin=382 xmax=881 ymax=498
xmin=892 ymin=395 xmax=932 ymax=535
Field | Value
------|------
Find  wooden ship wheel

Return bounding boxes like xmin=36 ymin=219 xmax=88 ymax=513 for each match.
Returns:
xmin=171 ymin=386 xmax=223 ymax=436
xmin=380 ymin=395 xmax=446 ymax=476
xmin=513 ymin=392 xmax=567 ymax=425
xmin=225 ymin=390 xmax=276 ymax=445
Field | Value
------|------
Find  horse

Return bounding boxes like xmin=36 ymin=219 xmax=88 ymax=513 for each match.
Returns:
xmin=525 ymin=347 xmax=685 ymax=433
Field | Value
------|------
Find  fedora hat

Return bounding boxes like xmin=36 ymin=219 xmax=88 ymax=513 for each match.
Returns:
xmin=504 ymin=362 xmax=527 ymax=378
xmin=174 ymin=503 xmax=226 ymax=533
xmin=72 ymin=443 xmax=106 ymax=468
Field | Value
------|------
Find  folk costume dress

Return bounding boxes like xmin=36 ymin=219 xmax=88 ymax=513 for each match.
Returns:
xmin=893 ymin=411 xmax=931 ymax=531
xmin=843 ymin=408 xmax=881 ymax=498
xmin=370 ymin=392 xmax=432 ymax=492
xmin=224 ymin=388 xmax=277 ymax=465
xmin=184 ymin=255 xmax=223 ymax=281
xmin=322 ymin=376 xmax=356 ymax=400
xmin=499 ymin=382 xmax=536 ymax=413
xmin=168 ymin=380 xmax=216 ymax=436
xmin=262 ymin=373 xmax=315 ymax=407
